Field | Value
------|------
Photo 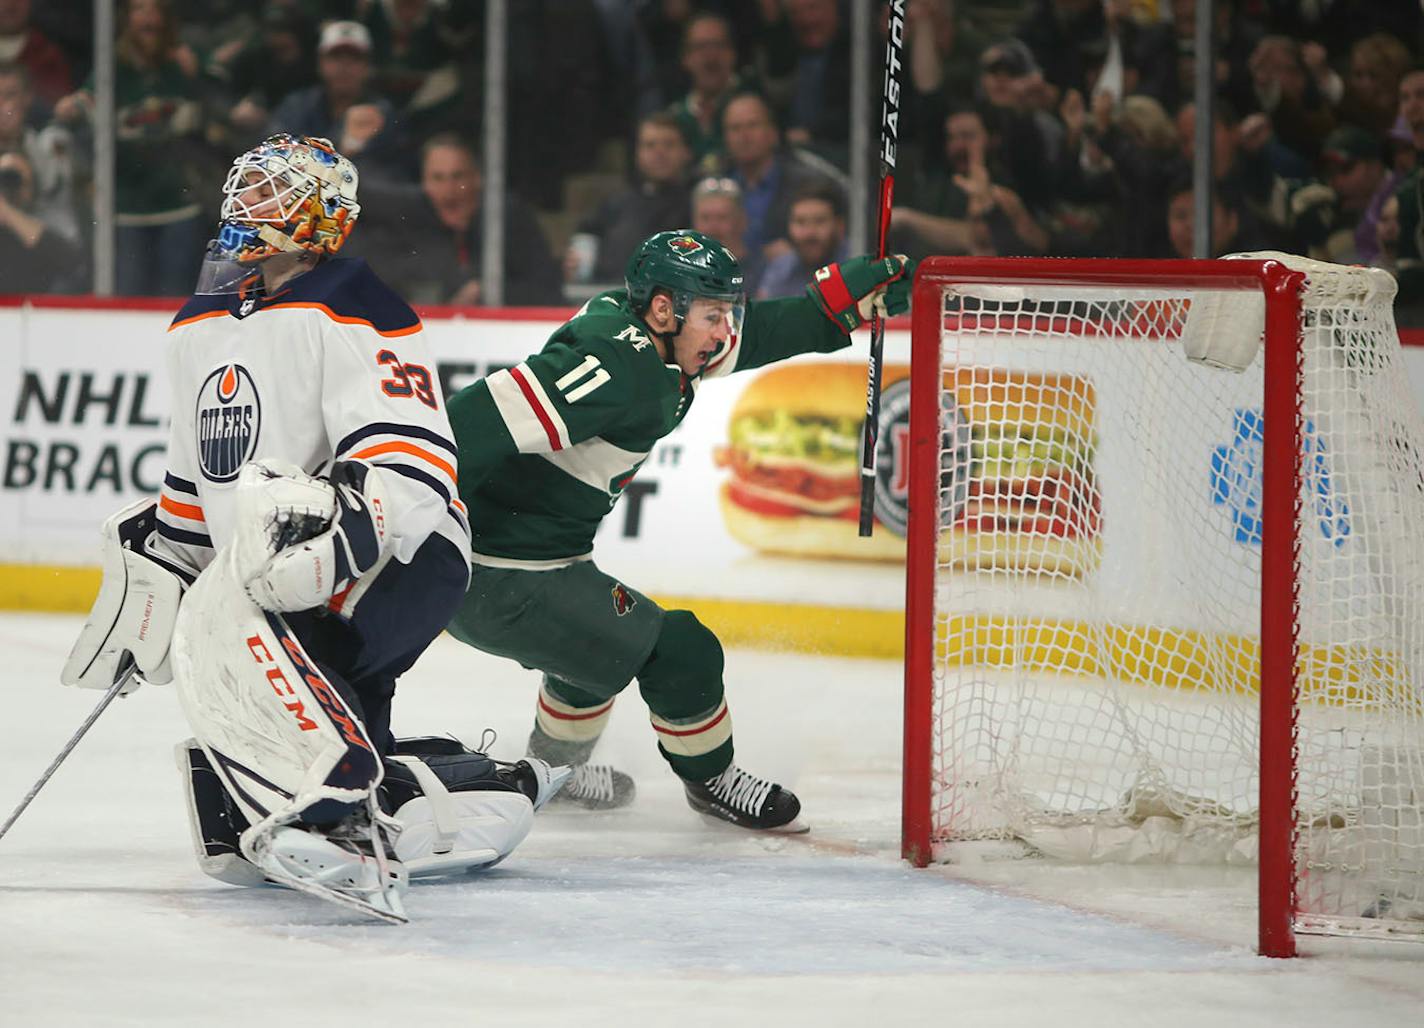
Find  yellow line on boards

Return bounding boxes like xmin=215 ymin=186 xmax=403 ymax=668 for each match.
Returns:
xmin=0 ymin=567 xmax=1403 ymax=707
xmin=0 ymin=565 xmax=101 ymax=612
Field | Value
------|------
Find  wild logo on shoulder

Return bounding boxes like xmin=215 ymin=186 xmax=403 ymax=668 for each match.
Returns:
xmin=610 ymin=582 xmax=636 ymax=617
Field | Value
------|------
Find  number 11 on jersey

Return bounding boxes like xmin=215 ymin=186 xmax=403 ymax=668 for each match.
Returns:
xmin=557 ymin=355 xmax=611 ymax=403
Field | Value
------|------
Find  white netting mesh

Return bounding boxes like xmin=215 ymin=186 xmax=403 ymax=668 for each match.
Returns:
xmin=925 ymin=254 xmax=1424 ymax=939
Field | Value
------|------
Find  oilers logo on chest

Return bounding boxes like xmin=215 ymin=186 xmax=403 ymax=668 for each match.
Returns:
xmin=196 ymin=363 xmax=262 ymax=482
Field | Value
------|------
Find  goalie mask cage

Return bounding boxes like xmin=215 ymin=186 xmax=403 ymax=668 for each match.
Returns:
xmin=900 ymin=254 xmax=1424 ymax=958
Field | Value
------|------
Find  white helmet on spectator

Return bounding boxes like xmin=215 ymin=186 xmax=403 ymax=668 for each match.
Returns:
xmin=196 ymin=134 xmax=360 ymax=293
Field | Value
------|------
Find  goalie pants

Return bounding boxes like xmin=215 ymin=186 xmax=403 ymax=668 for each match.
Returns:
xmin=285 ymin=534 xmax=470 ymax=755
xmin=446 ymin=559 xmax=732 ymax=781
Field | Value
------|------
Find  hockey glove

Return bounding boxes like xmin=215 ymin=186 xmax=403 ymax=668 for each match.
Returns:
xmin=807 ymin=254 xmax=916 ymax=333
xmin=237 ymin=459 xmax=390 ymax=613
xmin=61 ymin=498 xmax=189 ymax=695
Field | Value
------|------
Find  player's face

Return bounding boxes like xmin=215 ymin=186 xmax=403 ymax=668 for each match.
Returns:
xmin=236 ymin=170 xmax=284 ymax=220
xmin=672 ymin=297 xmax=733 ymax=375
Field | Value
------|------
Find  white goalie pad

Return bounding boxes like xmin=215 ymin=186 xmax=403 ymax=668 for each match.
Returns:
xmin=386 ymin=756 xmax=537 ymax=876
xmin=172 ymin=544 xmax=406 ymax=921
xmin=171 ymin=543 xmax=383 ymax=833
xmin=62 ymin=498 xmax=186 ymax=692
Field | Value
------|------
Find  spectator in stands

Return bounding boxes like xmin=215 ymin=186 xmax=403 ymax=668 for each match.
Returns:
xmin=719 ymin=91 xmax=825 ymax=262
xmin=1390 ymin=171 xmax=1424 ymax=319
xmin=1055 ymin=90 xmax=1181 ymax=257
xmin=975 ymin=38 xmax=1061 ymax=213
xmin=1395 ymin=68 xmax=1424 ymax=166
xmin=1014 ymin=0 xmax=1107 ymax=100
xmin=1314 ymin=125 xmax=1400 ymax=265
xmin=1375 ymin=191 xmax=1401 ymax=271
xmin=359 ymin=0 xmax=460 ymax=140
xmin=894 ymin=103 xmax=1046 ymax=259
xmin=905 ymin=0 xmax=987 ymax=110
xmin=1247 ymin=36 xmax=1334 ymax=163
xmin=668 ymin=13 xmax=754 ymax=175
xmin=1335 ymin=33 xmax=1415 ymax=138
xmin=565 ymin=111 xmax=693 ymax=287
xmin=1168 ymin=0 xmax=1262 ymax=122
xmin=689 ymin=175 xmax=763 ymax=296
xmin=208 ymin=5 xmax=317 ymax=146
xmin=0 ymin=149 xmax=82 ymax=292
xmin=1173 ymin=101 xmax=1290 ymax=245
xmin=353 ymin=132 xmax=561 ymax=307
xmin=1163 ymin=174 xmax=1260 ymax=259
xmin=775 ymin=0 xmax=852 ymax=161
xmin=54 ymin=0 xmax=205 ymax=297
xmin=757 ymin=179 xmax=846 ymax=299
xmin=0 ymin=63 xmax=77 ymax=242
xmin=0 ymin=0 xmax=71 ymax=116
xmin=268 ymin=20 xmax=407 ymax=181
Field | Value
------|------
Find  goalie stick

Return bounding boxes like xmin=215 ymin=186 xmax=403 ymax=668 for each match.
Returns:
xmin=0 ymin=663 xmax=137 ymax=845
xmin=858 ymin=0 xmax=904 ymax=537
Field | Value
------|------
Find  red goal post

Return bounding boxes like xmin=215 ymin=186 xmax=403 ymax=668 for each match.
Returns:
xmin=901 ymin=255 xmax=1424 ymax=958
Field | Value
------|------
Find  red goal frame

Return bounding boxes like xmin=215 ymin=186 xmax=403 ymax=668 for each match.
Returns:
xmin=900 ymin=257 xmax=1307 ymax=958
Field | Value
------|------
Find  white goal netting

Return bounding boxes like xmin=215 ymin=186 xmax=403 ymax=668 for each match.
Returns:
xmin=922 ymin=254 xmax=1424 ymax=939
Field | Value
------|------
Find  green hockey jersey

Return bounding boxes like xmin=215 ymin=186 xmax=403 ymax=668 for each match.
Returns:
xmin=447 ymin=289 xmax=849 ymax=565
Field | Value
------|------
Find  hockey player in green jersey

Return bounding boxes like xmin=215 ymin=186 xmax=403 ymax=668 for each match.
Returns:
xmin=444 ymin=229 xmax=913 ymax=831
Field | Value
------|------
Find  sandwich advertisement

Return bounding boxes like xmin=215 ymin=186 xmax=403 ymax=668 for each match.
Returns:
xmin=715 ymin=361 xmax=1102 ymax=576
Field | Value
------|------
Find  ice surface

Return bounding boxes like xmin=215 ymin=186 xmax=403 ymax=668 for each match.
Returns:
xmin=1 ymin=611 xmax=1421 ymax=1027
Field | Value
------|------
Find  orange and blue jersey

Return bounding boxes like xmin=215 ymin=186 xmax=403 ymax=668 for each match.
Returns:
xmin=156 ymin=257 xmax=469 ymax=577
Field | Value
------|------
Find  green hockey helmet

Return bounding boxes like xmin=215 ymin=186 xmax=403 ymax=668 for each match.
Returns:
xmin=625 ymin=230 xmax=747 ymax=335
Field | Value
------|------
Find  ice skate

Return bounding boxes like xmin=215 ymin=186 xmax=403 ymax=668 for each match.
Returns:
xmin=243 ymin=804 xmax=409 ymax=924
xmin=546 ymin=763 xmax=637 ymax=810
xmin=498 ymin=757 xmax=573 ymax=812
xmin=684 ymin=764 xmax=808 ymax=833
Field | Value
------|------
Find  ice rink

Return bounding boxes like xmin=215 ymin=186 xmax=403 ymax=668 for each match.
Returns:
xmin=2 ymin=610 xmax=1421 ymax=1028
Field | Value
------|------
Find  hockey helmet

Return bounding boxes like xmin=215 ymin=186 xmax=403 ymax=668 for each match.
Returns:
xmin=625 ymin=230 xmax=746 ymax=342
xmin=196 ymin=134 xmax=360 ymax=294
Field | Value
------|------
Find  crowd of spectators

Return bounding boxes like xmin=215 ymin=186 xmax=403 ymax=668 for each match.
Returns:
xmin=3 ymin=0 xmax=1424 ymax=320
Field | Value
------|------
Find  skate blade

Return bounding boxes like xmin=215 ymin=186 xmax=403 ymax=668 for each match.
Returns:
xmin=249 ymin=831 xmax=409 ymax=924
xmin=258 ymin=862 xmax=409 ymax=924
xmin=696 ymin=811 xmax=811 ymax=835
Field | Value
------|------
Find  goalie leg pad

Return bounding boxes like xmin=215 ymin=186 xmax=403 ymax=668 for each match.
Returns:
xmin=172 ymin=545 xmax=383 ymax=833
xmin=176 ymin=739 xmax=268 ymax=888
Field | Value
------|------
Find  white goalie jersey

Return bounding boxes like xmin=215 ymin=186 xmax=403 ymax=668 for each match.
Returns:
xmin=155 ymin=257 xmax=470 ymax=579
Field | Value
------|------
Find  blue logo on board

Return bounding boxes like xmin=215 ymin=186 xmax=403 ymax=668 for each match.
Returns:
xmin=1210 ymin=408 xmax=1350 ymax=548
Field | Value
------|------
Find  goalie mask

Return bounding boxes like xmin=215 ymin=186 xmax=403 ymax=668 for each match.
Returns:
xmin=196 ymin=134 xmax=361 ymax=295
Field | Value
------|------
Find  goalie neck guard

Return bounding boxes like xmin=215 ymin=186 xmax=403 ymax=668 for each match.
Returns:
xmin=196 ymin=134 xmax=361 ymax=295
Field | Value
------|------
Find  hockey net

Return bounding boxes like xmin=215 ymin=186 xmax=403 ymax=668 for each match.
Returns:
xmin=900 ymin=254 xmax=1424 ymax=956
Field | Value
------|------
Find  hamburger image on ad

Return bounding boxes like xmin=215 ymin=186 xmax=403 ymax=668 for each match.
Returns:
xmin=715 ymin=362 xmax=1102 ymax=574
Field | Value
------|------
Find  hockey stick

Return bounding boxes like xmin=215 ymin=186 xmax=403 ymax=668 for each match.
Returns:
xmin=858 ymin=0 xmax=905 ymax=537
xmin=0 ymin=663 xmax=136 ymax=845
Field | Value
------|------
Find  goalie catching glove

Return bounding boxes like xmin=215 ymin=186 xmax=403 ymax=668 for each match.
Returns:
xmin=807 ymin=254 xmax=916 ymax=333
xmin=234 ymin=458 xmax=390 ymax=613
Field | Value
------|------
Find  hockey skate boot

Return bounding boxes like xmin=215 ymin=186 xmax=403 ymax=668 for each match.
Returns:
xmin=684 ymin=764 xmax=808 ymax=833
xmin=497 ymin=757 xmax=573 ymax=812
xmin=547 ymin=763 xmax=637 ymax=810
